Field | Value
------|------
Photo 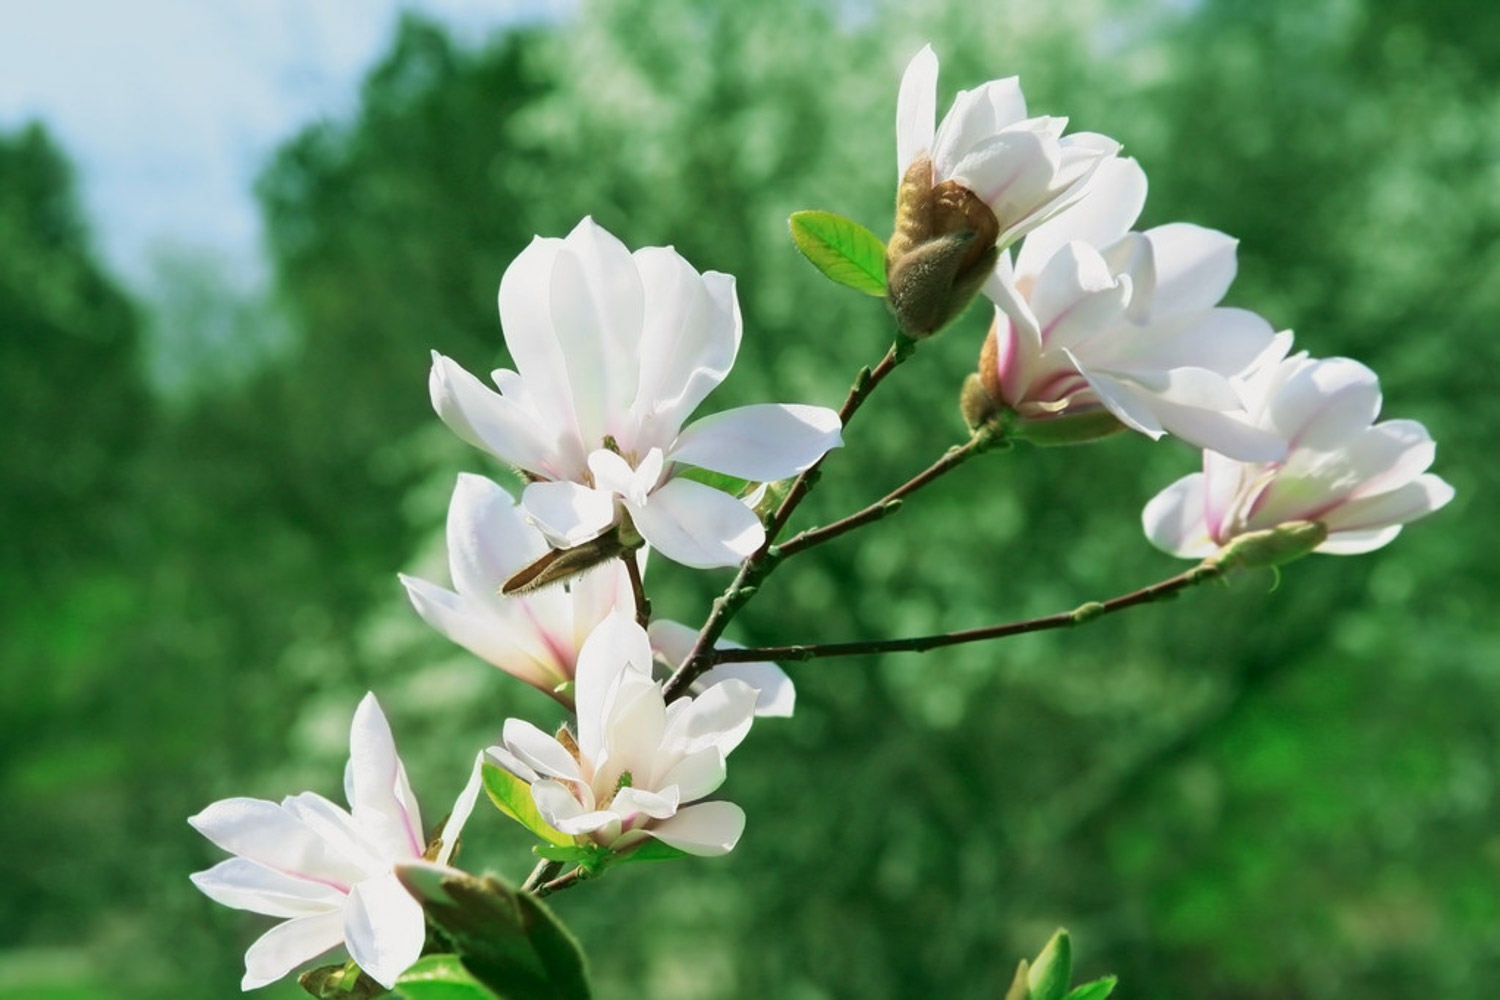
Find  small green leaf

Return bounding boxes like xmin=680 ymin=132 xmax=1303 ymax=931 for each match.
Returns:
xmin=300 ymin=961 xmax=386 ymax=999
xmin=1061 ymin=976 xmax=1117 ymax=1000
xmin=789 ymin=210 xmax=888 ymax=296
xmin=394 ymin=955 xmax=500 ymax=1000
xmin=481 ymin=763 xmax=572 ymax=847
xmin=678 ymin=466 xmax=753 ymax=497
xmin=1027 ymin=929 xmax=1072 ymax=1000
xmin=612 ymin=839 xmax=691 ymax=865
xmin=532 ymin=843 xmax=610 ymax=870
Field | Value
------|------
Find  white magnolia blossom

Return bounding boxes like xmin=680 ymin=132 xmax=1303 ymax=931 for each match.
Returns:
xmin=189 ymin=694 xmax=482 ymax=990
xmin=1143 ymin=334 xmax=1455 ymax=557
xmin=401 ymin=472 xmax=795 ymax=715
xmin=429 ymin=218 xmax=843 ymax=570
xmin=896 ymin=44 xmax=1119 ymax=250
xmin=981 ymin=157 xmax=1285 ymax=459
xmin=488 ymin=613 xmax=758 ymax=857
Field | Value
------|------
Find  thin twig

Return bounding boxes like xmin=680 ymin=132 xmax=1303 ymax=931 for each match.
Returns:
xmin=533 ymin=867 xmax=587 ymax=898
xmin=662 ymin=337 xmax=917 ymax=701
xmin=623 ymin=552 xmax=650 ymax=630
xmin=776 ymin=424 xmax=1003 ymax=559
xmin=698 ymin=562 xmax=1224 ymax=665
xmin=520 ymin=859 xmax=561 ymax=894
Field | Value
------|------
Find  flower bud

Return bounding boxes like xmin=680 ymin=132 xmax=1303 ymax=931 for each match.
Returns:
xmin=885 ymin=155 xmax=1001 ymax=338
xmin=1027 ymin=929 xmax=1073 ymax=1000
xmin=968 ymin=322 xmax=1126 ymax=446
xmin=1209 ymin=520 xmax=1328 ymax=571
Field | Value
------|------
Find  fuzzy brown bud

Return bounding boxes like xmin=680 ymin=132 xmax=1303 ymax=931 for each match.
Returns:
xmin=885 ymin=155 xmax=1001 ymax=338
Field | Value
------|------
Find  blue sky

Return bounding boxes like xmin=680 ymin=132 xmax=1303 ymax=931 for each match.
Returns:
xmin=0 ymin=1 xmax=570 ymax=291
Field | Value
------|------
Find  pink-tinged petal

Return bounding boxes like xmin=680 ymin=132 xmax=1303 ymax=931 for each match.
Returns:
xmin=1145 ymin=224 xmax=1238 ymax=315
xmin=1145 ymin=397 xmax=1286 ymax=462
xmin=189 ymin=796 xmax=367 ymax=887
xmin=647 ymin=801 xmax=746 ymax=857
xmin=1017 ymin=157 xmax=1147 ymax=276
xmin=1068 ymin=362 xmax=1165 ymax=439
xmin=948 ymin=129 xmax=1059 ymax=219
xmin=502 ymin=719 xmax=583 ymax=784
xmin=240 ymin=910 xmax=347 ymax=990
xmin=346 ymin=694 xmax=424 ymax=861
xmin=631 ymin=248 xmax=740 ymax=451
xmin=611 ymin=785 xmax=681 ymax=821
xmin=428 ymin=353 xmax=558 ymax=477
xmin=1317 ymin=525 xmax=1405 ymax=555
xmin=656 ymin=747 xmax=728 ymax=802
xmin=281 ymin=794 xmax=386 ymax=877
xmin=630 ymin=478 xmax=764 ymax=569
xmin=896 ymin=44 xmax=939 ymax=173
xmin=1114 ymin=307 xmax=1276 ymax=377
xmin=567 ymin=557 xmax=637 ymax=651
xmin=343 ymin=873 xmax=426 ymax=988
xmin=575 ymin=613 xmax=655 ymax=761
xmin=663 ymin=678 xmax=758 ymax=757
xmin=1142 ymin=473 xmax=1217 ymax=559
xmin=1270 ymin=357 xmax=1381 ymax=450
xmin=672 ymin=404 xmax=842 ymax=481
xmin=1318 ymin=474 xmax=1455 ymax=535
xmin=398 ymin=574 xmax=571 ymax=694
xmin=547 ymin=219 xmax=645 ymax=445
xmin=446 ymin=474 xmax=550 ymax=609
xmin=191 ymin=858 xmax=345 ymax=918
xmin=432 ymin=751 xmax=486 ymax=867
xmin=521 ymin=481 xmax=617 ymax=548
xmin=933 ymin=78 xmax=1028 ymax=179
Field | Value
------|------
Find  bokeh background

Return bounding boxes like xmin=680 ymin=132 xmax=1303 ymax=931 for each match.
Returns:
xmin=3 ymin=0 xmax=1496 ymax=997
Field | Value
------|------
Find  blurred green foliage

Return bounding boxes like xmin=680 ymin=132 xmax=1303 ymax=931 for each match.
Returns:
xmin=2 ymin=0 xmax=1497 ymax=997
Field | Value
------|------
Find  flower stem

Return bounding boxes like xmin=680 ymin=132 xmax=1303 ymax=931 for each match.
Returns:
xmin=623 ymin=553 xmax=650 ymax=630
xmin=521 ymin=859 xmax=562 ymax=894
xmin=663 ymin=337 xmax=917 ymax=701
xmin=534 ymin=866 xmax=588 ymax=898
xmin=776 ymin=423 xmax=1004 ymax=559
xmin=698 ymin=561 xmax=1224 ymax=665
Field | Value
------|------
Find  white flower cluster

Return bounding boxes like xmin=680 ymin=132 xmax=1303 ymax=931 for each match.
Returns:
xmin=188 ymin=43 xmax=1452 ymax=993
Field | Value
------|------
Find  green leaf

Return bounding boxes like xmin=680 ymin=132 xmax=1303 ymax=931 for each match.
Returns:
xmin=394 ymin=868 xmax=593 ymax=1000
xmin=788 ymin=210 xmax=888 ymax=297
xmin=532 ymin=843 xmax=610 ymax=870
xmin=394 ymin=955 xmax=500 ymax=1000
xmin=1027 ymin=929 xmax=1072 ymax=1000
xmin=1061 ymin=976 xmax=1117 ymax=1000
xmin=481 ymin=762 xmax=572 ymax=847
xmin=677 ymin=466 xmax=753 ymax=497
xmin=611 ymin=839 xmax=691 ymax=865
xmin=299 ymin=961 xmax=387 ymax=999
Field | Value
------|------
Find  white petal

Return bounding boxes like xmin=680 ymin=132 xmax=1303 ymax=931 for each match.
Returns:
xmin=343 ymin=873 xmax=426 ymax=988
xmin=1339 ymin=419 xmax=1438 ymax=501
xmin=932 ymin=77 xmax=1028 ymax=179
xmin=948 ymin=128 xmax=1057 ymax=219
xmin=1319 ymin=474 xmax=1455 ymax=535
xmin=191 ymin=858 xmax=345 ymax=918
xmin=446 ymin=474 xmax=550 ymax=607
xmin=896 ymin=44 xmax=938 ymax=173
xmin=502 ymin=719 xmax=584 ymax=783
xmin=630 ymin=478 xmax=764 ymax=569
xmin=574 ymin=613 xmax=655 ymax=762
xmin=189 ymin=796 xmax=366 ymax=888
xmin=1145 ymin=223 xmax=1238 ymax=315
xmin=1016 ymin=157 xmax=1147 ymax=275
xmin=547 ymin=219 xmax=645 ymax=444
xmin=647 ymin=801 xmax=746 ymax=857
xmin=695 ymin=659 xmax=796 ymax=718
xmin=240 ymin=910 xmax=346 ymax=990
xmin=521 ymin=481 xmax=617 ymax=548
xmin=1142 ymin=473 xmax=1216 ymax=558
xmin=611 ymin=785 xmax=681 ymax=821
xmin=1031 ymin=244 xmax=1129 ymax=353
xmin=497 ymin=234 xmax=581 ymax=448
xmin=532 ymin=780 xmax=614 ymax=834
xmin=1270 ymin=357 xmax=1381 ymax=450
xmin=671 ymin=404 xmax=843 ymax=481
xmin=656 ymin=748 xmax=727 ymax=802
xmin=432 ymin=751 xmax=486 ymax=867
xmin=346 ymin=694 xmax=424 ymax=861
xmin=664 ymin=678 xmax=758 ymax=757
xmin=631 ymin=248 xmax=740 ymax=451
xmin=600 ymin=675 xmax=668 ymax=788
xmin=428 ymin=353 xmax=558 ymax=477
xmin=1317 ymin=525 xmax=1405 ymax=555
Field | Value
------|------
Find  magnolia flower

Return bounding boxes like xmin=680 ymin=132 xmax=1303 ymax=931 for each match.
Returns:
xmin=886 ymin=44 xmax=1119 ymax=336
xmin=401 ymin=472 xmax=795 ymax=715
xmin=894 ymin=44 xmax=1120 ymax=254
xmin=1143 ymin=336 xmax=1454 ymax=558
xmin=973 ymin=157 xmax=1284 ymax=459
xmin=488 ymin=613 xmax=758 ymax=857
xmin=430 ymin=218 xmax=843 ymax=570
xmin=189 ymin=694 xmax=482 ymax=990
